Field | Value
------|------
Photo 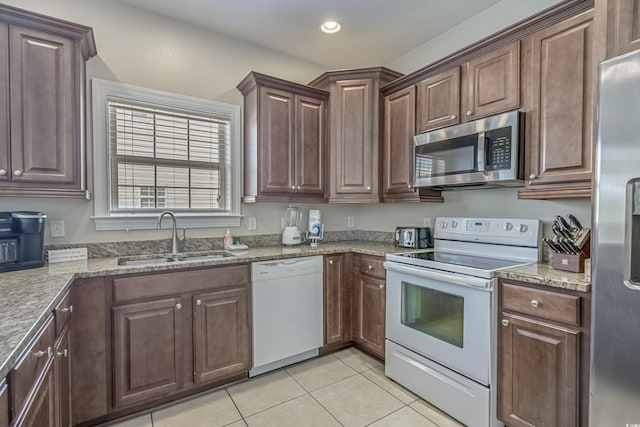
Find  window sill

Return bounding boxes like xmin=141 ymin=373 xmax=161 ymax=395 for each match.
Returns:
xmin=91 ymin=214 xmax=242 ymax=231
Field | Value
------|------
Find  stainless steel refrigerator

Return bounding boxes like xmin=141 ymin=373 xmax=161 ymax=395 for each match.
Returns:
xmin=591 ymin=48 xmax=640 ymax=424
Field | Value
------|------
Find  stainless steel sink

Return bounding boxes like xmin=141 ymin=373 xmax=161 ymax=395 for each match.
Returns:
xmin=118 ymin=252 xmax=232 ymax=266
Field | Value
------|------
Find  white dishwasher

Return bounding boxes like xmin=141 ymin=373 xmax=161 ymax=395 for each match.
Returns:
xmin=250 ymin=255 xmax=323 ymax=377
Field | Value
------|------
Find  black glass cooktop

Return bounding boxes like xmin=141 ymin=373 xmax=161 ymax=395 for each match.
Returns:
xmin=399 ymin=251 xmax=524 ymax=271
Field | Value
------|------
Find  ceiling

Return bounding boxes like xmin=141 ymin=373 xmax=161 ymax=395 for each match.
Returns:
xmin=117 ymin=0 xmax=505 ymax=69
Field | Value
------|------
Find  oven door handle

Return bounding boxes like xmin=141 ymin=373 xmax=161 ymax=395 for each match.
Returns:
xmin=383 ymin=261 xmax=492 ymax=289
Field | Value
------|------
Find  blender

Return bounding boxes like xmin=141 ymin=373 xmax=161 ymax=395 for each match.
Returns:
xmin=282 ymin=205 xmax=302 ymax=246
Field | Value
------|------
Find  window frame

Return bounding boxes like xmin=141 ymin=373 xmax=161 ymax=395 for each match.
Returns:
xmin=91 ymin=78 xmax=242 ymax=231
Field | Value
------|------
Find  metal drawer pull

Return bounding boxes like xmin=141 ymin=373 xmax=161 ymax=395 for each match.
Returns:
xmin=450 ymin=115 xmax=457 ymax=120
xmin=175 ymin=303 xmax=182 ymax=310
xmin=531 ymin=300 xmax=540 ymax=308
xmin=59 ymin=306 xmax=73 ymax=313
xmin=13 ymin=170 xmax=22 ymax=177
xmin=466 ymin=111 xmax=473 ymax=117
xmin=196 ymin=300 xmax=202 ymax=305
xmin=368 ymin=265 xmax=374 ymax=270
xmin=57 ymin=349 xmax=68 ymax=358
xmin=33 ymin=347 xmax=52 ymax=358
xmin=501 ymin=319 xmax=509 ymax=327
xmin=0 ymin=169 xmax=6 ymax=176
xmin=329 ymin=260 xmax=333 ymax=265
xmin=379 ymin=284 xmax=385 ymax=290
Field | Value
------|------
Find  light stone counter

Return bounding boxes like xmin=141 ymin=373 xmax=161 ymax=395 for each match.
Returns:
xmin=496 ymin=262 xmax=591 ymax=293
xmin=0 ymin=242 xmax=591 ymax=380
xmin=0 ymin=241 xmax=399 ymax=379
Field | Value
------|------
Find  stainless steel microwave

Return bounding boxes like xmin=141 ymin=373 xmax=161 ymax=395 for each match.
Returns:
xmin=413 ymin=110 xmax=523 ymax=189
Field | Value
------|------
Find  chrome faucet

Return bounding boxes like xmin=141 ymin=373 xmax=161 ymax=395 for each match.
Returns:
xmin=157 ymin=211 xmax=186 ymax=256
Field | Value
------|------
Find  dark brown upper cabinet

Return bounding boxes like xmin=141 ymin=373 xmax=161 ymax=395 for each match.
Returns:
xmin=519 ymin=10 xmax=602 ymax=199
xmin=237 ymin=72 xmax=328 ymax=203
xmin=0 ymin=5 xmax=96 ymax=198
xmin=603 ymin=0 xmax=640 ymax=57
xmin=415 ymin=68 xmax=461 ymax=133
xmin=310 ymin=67 xmax=402 ymax=203
xmin=382 ymin=86 xmax=443 ymax=202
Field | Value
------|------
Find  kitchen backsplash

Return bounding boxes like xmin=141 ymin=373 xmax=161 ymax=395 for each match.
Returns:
xmin=44 ymin=230 xmax=394 ymax=259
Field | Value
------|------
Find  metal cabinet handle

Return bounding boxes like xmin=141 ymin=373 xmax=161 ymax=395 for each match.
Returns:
xmin=291 ymin=186 xmax=296 ymax=190
xmin=529 ymin=173 xmax=536 ymax=180
xmin=531 ymin=300 xmax=540 ymax=308
xmin=0 ymin=169 xmax=6 ymax=176
xmin=329 ymin=260 xmax=334 ymax=265
xmin=366 ymin=186 xmax=371 ymax=191
xmin=501 ymin=319 xmax=509 ymax=327
xmin=13 ymin=170 xmax=22 ymax=177
xmin=379 ymin=284 xmax=385 ymax=290
xmin=407 ymin=184 xmax=412 ymax=188
xmin=33 ymin=347 xmax=52 ymax=358
xmin=466 ymin=111 xmax=473 ymax=117
xmin=196 ymin=299 xmax=202 ymax=305
xmin=368 ymin=265 xmax=374 ymax=270
xmin=59 ymin=306 xmax=73 ymax=313
xmin=297 ymin=185 xmax=301 ymax=190
xmin=450 ymin=115 xmax=457 ymax=120
xmin=57 ymin=349 xmax=68 ymax=358
xmin=175 ymin=303 xmax=182 ymax=310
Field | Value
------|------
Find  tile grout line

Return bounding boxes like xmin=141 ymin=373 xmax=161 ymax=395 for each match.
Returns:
xmin=223 ymin=386 xmax=248 ymax=426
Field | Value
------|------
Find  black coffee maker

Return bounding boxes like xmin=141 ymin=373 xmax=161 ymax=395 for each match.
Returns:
xmin=0 ymin=211 xmax=47 ymax=272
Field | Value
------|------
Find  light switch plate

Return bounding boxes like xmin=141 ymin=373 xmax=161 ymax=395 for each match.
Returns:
xmin=248 ymin=217 xmax=257 ymax=231
xmin=347 ymin=216 xmax=355 ymax=228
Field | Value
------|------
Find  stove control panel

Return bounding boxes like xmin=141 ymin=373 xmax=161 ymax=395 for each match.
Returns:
xmin=435 ymin=217 xmax=541 ymax=247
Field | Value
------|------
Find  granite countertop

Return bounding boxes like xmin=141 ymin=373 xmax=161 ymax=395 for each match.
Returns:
xmin=0 ymin=241 xmax=399 ymax=379
xmin=0 ymin=241 xmax=591 ymax=380
xmin=496 ymin=262 xmax=591 ymax=293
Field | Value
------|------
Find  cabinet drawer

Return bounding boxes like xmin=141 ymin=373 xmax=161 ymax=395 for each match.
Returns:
xmin=10 ymin=315 xmax=55 ymax=417
xmin=54 ymin=289 xmax=73 ymax=337
xmin=113 ymin=264 xmax=250 ymax=302
xmin=501 ymin=283 xmax=580 ymax=326
xmin=356 ymin=255 xmax=385 ymax=279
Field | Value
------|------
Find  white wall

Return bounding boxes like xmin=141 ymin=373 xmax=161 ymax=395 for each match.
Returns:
xmin=2 ymin=0 xmax=590 ymax=246
xmin=386 ymin=0 xmax=562 ymax=73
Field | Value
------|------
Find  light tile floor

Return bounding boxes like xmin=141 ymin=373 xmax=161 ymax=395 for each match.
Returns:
xmin=109 ymin=348 xmax=464 ymax=427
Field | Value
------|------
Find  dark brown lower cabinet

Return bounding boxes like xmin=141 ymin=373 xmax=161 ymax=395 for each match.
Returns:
xmin=352 ymin=254 xmax=386 ymax=359
xmin=193 ymin=287 xmax=250 ymax=384
xmin=498 ymin=279 xmax=588 ymax=427
xmin=498 ymin=313 xmax=579 ymax=427
xmin=323 ymin=254 xmax=351 ymax=346
xmin=54 ymin=325 xmax=72 ymax=427
xmin=112 ymin=297 xmax=184 ymax=408
xmin=15 ymin=361 xmax=56 ymax=427
xmin=0 ymin=380 xmax=8 ymax=427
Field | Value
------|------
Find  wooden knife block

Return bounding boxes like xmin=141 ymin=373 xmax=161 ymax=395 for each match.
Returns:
xmin=551 ymin=234 xmax=591 ymax=273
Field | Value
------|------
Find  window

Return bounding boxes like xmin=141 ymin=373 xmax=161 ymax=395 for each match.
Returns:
xmin=92 ymin=79 xmax=241 ymax=230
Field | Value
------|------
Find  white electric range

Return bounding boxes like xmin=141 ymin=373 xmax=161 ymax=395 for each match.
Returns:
xmin=384 ymin=217 xmax=541 ymax=427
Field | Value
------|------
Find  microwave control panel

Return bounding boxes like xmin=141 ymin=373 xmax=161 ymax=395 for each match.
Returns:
xmin=485 ymin=127 xmax=512 ymax=171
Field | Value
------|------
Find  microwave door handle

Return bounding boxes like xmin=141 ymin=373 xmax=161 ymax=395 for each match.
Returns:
xmin=477 ymin=131 xmax=486 ymax=172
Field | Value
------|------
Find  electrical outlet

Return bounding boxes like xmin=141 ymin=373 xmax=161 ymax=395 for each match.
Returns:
xmin=422 ymin=217 xmax=432 ymax=228
xmin=347 ymin=216 xmax=355 ymax=228
xmin=50 ymin=220 xmax=65 ymax=237
xmin=248 ymin=217 xmax=257 ymax=231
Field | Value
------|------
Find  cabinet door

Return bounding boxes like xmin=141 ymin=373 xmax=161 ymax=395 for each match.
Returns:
xmin=112 ymin=297 xmax=184 ymax=408
xmin=295 ymin=94 xmax=325 ymax=196
xmin=383 ymin=86 xmax=417 ymax=199
xmin=0 ymin=23 xmax=8 ymax=183
xmin=498 ymin=313 xmax=580 ymax=427
xmin=522 ymin=11 xmax=595 ymax=198
xmin=324 ymin=254 xmax=350 ymax=345
xmin=609 ymin=0 xmax=640 ymax=56
xmin=54 ymin=325 xmax=72 ymax=427
xmin=8 ymin=25 xmax=78 ymax=185
xmin=258 ymin=86 xmax=294 ymax=194
xmin=0 ymin=380 xmax=8 ymax=427
xmin=354 ymin=272 xmax=385 ymax=359
xmin=193 ymin=287 xmax=250 ymax=384
xmin=464 ymin=41 xmax=520 ymax=120
xmin=17 ymin=361 xmax=56 ymax=427
xmin=331 ymin=79 xmax=376 ymax=198
xmin=415 ymin=68 xmax=460 ymax=133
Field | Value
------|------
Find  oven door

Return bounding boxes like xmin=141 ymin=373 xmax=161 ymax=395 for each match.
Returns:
xmin=385 ymin=260 xmax=492 ymax=385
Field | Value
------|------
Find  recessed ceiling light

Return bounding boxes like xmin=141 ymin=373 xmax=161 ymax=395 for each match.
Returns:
xmin=320 ymin=21 xmax=341 ymax=34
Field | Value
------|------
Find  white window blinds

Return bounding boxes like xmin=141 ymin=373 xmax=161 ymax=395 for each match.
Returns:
xmin=108 ymin=101 xmax=230 ymax=212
